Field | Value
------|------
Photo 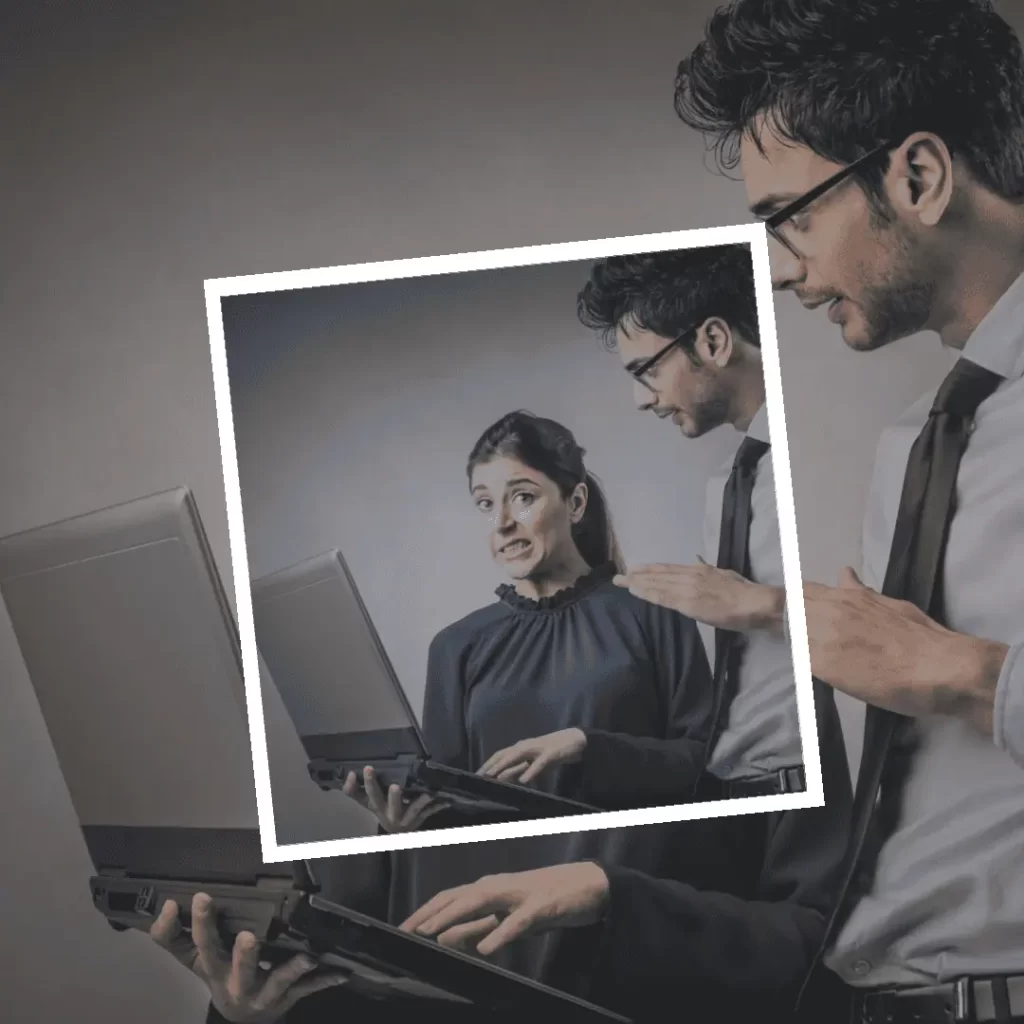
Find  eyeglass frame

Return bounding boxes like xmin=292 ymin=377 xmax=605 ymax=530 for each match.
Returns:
xmin=763 ymin=140 xmax=895 ymax=258
xmin=627 ymin=326 xmax=701 ymax=393
xmin=631 ymin=143 xmax=895 ymax=388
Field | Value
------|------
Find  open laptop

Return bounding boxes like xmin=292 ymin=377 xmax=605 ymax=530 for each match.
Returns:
xmin=0 ymin=488 xmax=627 ymax=1021
xmin=251 ymin=549 xmax=600 ymax=821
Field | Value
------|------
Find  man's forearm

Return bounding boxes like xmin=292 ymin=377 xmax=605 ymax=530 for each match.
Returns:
xmin=750 ymin=583 xmax=787 ymax=637
xmin=937 ymin=631 xmax=1011 ymax=737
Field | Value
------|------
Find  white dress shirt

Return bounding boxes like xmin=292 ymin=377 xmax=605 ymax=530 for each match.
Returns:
xmin=703 ymin=404 xmax=804 ymax=780
xmin=826 ymin=271 xmax=1024 ymax=987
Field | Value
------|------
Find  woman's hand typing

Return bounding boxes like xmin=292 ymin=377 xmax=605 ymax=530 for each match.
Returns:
xmin=477 ymin=728 xmax=587 ymax=785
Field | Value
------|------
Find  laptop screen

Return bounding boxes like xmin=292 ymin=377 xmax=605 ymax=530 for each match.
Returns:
xmin=252 ymin=551 xmax=425 ymax=761
xmin=0 ymin=488 xmax=262 ymax=834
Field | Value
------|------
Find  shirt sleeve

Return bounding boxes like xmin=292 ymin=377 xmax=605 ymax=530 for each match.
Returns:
xmin=420 ymin=629 xmax=471 ymax=771
xmin=570 ymin=604 xmax=714 ymax=809
xmin=994 ymin=640 xmax=1024 ymax=769
xmin=582 ymin=679 xmax=853 ymax=1019
xmin=417 ymin=626 xmax=508 ymax=829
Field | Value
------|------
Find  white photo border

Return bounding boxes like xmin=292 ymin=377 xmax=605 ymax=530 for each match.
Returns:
xmin=203 ymin=222 xmax=822 ymax=863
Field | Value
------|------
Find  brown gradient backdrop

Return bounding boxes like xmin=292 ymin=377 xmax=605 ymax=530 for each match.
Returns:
xmin=3 ymin=1 xmax=1017 ymax=1021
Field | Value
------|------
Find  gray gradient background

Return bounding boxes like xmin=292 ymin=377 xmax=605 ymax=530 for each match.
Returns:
xmin=225 ymin=260 xmax=741 ymax=847
xmin=3 ymin=1 xmax=1016 ymax=1021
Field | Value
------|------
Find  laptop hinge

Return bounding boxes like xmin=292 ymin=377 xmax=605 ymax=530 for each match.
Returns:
xmin=291 ymin=860 xmax=320 ymax=893
xmin=255 ymin=876 xmax=300 ymax=893
xmin=348 ymin=753 xmax=419 ymax=765
xmin=98 ymin=864 xmax=297 ymax=891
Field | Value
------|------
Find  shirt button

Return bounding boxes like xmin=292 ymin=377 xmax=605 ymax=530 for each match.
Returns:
xmin=852 ymin=959 xmax=872 ymax=976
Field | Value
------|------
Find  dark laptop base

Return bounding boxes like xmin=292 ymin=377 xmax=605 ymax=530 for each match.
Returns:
xmin=92 ymin=874 xmax=307 ymax=965
xmin=308 ymin=756 xmax=600 ymax=821
xmin=86 ymin=824 xmax=310 ymax=967
xmin=87 ymin=826 xmax=628 ymax=1021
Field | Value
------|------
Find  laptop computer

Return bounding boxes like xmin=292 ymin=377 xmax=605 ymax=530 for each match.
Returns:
xmin=0 ymin=488 xmax=627 ymax=1021
xmin=251 ymin=549 xmax=600 ymax=821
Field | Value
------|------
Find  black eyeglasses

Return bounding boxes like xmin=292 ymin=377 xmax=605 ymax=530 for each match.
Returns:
xmin=764 ymin=141 xmax=893 ymax=259
xmin=628 ymin=327 xmax=697 ymax=392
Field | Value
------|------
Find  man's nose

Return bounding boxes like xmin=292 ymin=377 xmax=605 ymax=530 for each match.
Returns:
xmin=634 ymin=379 xmax=655 ymax=410
xmin=769 ymin=237 xmax=804 ymax=292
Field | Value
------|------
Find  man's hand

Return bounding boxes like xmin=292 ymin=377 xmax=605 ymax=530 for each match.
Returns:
xmin=149 ymin=893 xmax=348 ymax=1023
xmin=613 ymin=560 xmax=785 ymax=635
xmin=341 ymin=766 xmax=447 ymax=833
xmin=804 ymin=567 xmax=1008 ymax=734
xmin=477 ymin=728 xmax=587 ymax=785
xmin=399 ymin=863 xmax=610 ymax=956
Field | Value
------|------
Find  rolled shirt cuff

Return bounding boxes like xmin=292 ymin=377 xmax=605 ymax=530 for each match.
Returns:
xmin=994 ymin=640 xmax=1024 ymax=768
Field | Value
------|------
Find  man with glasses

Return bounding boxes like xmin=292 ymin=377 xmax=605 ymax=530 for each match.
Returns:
xmin=399 ymin=242 xmax=854 ymax=1022
xmin=591 ymin=244 xmax=813 ymax=806
xmin=667 ymin=1 xmax=1024 ymax=1021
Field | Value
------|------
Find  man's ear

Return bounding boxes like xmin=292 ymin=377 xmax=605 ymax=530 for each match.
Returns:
xmin=886 ymin=132 xmax=954 ymax=228
xmin=693 ymin=318 xmax=734 ymax=368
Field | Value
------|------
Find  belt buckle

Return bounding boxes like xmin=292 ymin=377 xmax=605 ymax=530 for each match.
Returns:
xmin=857 ymin=980 xmax=975 ymax=1024
xmin=856 ymin=990 xmax=892 ymax=1024
xmin=953 ymin=977 xmax=974 ymax=1022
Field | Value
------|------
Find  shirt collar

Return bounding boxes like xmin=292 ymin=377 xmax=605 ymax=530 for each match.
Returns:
xmin=959 ymin=269 xmax=1024 ymax=381
xmin=745 ymin=403 xmax=771 ymax=444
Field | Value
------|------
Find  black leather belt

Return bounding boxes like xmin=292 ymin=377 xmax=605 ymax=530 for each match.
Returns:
xmin=853 ymin=976 xmax=1024 ymax=1023
xmin=722 ymin=764 xmax=805 ymax=798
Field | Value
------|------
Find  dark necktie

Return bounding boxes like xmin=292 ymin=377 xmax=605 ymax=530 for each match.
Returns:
xmin=803 ymin=357 xmax=1004 ymax=986
xmin=709 ymin=435 xmax=771 ymax=743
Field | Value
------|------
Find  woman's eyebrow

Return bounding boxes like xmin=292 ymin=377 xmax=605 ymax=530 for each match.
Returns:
xmin=471 ymin=476 xmax=539 ymax=496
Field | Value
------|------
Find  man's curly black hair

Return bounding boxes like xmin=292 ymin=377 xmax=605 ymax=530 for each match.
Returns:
xmin=674 ymin=0 xmax=1024 ymax=203
xmin=577 ymin=243 xmax=759 ymax=352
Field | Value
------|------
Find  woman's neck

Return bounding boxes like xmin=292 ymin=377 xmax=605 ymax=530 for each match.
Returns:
xmin=514 ymin=548 xmax=594 ymax=600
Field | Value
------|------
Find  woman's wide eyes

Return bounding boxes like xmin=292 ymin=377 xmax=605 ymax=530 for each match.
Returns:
xmin=477 ymin=491 xmax=535 ymax=513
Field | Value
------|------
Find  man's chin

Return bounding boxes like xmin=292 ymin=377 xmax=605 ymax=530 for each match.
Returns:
xmin=677 ymin=416 xmax=716 ymax=439
xmin=839 ymin=308 xmax=908 ymax=352
xmin=841 ymin=325 xmax=899 ymax=352
xmin=675 ymin=418 xmax=701 ymax=439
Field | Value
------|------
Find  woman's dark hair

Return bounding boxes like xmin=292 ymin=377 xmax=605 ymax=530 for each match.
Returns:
xmin=466 ymin=411 xmax=625 ymax=572
xmin=674 ymin=0 xmax=1024 ymax=205
xmin=576 ymin=244 xmax=759 ymax=351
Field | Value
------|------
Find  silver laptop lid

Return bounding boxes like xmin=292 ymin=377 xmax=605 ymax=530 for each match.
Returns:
xmin=251 ymin=550 xmax=426 ymax=758
xmin=0 ymin=488 xmax=263 ymax=833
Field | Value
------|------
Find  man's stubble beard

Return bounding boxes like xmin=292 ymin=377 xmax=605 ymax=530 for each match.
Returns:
xmin=688 ymin=372 xmax=734 ymax=436
xmin=851 ymin=219 xmax=935 ymax=351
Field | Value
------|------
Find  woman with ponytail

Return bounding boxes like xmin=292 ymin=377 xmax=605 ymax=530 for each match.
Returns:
xmin=342 ymin=409 xmax=714 ymax=825
xmin=326 ymin=410 xmax=717 ymax=999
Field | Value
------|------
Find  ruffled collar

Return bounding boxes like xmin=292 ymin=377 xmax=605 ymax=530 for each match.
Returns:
xmin=495 ymin=560 xmax=618 ymax=612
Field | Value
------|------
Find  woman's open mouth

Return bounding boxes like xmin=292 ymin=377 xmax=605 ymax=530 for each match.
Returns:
xmin=499 ymin=539 xmax=532 ymax=560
